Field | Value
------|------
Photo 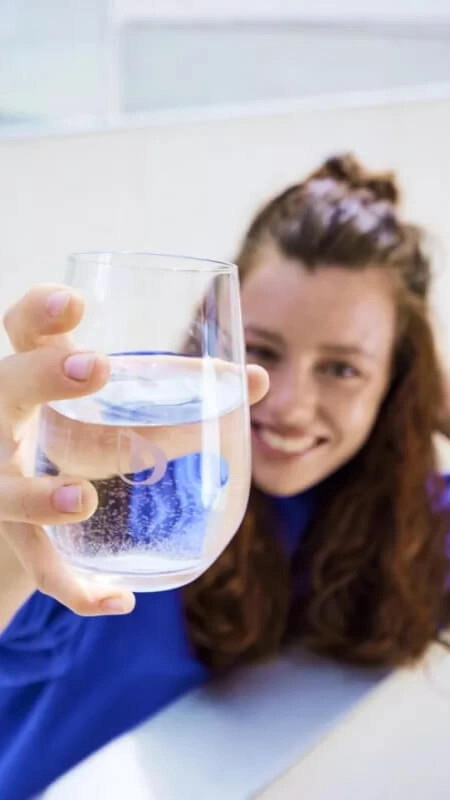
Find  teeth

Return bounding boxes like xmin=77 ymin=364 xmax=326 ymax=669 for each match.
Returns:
xmin=258 ymin=428 xmax=317 ymax=455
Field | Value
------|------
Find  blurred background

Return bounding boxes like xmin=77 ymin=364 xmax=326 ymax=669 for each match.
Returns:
xmin=1 ymin=1 xmax=450 ymax=122
xmin=2 ymin=3 xmax=450 ymax=798
xmin=1 ymin=2 xmax=449 ymax=357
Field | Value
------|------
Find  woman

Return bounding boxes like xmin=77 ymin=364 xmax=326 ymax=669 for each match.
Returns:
xmin=0 ymin=155 xmax=449 ymax=799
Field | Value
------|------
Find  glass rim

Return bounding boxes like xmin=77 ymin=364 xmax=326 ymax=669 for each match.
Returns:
xmin=68 ymin=250 xmax=238 ymax=275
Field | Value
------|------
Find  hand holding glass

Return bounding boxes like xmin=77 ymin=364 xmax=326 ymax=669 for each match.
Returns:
xmin=35 ymin=253 xmax=251 ymax=591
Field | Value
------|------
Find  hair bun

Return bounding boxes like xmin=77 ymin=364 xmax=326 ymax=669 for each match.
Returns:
xmin=312 ymin=153 xmax=400 ymax=205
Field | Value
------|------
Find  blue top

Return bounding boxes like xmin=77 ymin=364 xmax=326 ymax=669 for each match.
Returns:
xmin=2 ymin=474 xmax=449 ymax=800
xmin=0 ymin=490 xmax=318 ymax=800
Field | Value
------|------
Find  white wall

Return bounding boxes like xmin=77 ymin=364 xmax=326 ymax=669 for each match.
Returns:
xmin=113 ymin=0 xmax=450 ymax=23
xmin=0 ymin=0 xmax=116 ymax=119
xmin=121 ymin=26 xmax=450 ymax=113
xmin=0 ymin=92 xmax=449 ymax=359
xmin=3 ymin=2 xmax=448 ymax=122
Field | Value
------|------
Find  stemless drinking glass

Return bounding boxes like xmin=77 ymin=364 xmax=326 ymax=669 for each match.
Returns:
xmin=35 ymin=252 xmax=251 ymax=591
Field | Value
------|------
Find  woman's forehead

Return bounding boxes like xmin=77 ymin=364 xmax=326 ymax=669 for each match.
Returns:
xmin=240 ymin=252 xmax=397 ymax=354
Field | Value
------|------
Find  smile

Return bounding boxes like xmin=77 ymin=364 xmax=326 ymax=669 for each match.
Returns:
xmin=252 ymin=424 xmax=326 ymax=457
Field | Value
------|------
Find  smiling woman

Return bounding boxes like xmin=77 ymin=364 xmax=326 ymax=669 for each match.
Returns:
xmin=1 ymin=153 xmax=450 ymax=800
xmin=185 ymin=153 xmax=450 ymax=669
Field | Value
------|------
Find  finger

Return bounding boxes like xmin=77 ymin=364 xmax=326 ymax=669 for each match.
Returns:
xmin=0 ymin=475 xmax=98 ymax=524
xmin=247 ymin=364 xmax=269 ymax=406
xmin=0 ymin=346 xmax=110 ymax=424
xmin=3 ymin=521 xmax=135 ymax=616
xmin=3 ymin=284 xmax=84 ymax=353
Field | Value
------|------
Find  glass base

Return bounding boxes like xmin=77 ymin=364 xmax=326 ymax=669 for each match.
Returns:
xmin=70 ymin=558 xmax=204 ymax=592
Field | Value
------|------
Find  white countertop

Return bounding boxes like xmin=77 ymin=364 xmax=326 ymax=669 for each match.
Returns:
xmin=260 ymin=645 xmax=450 ymax=799
xmin=41 ymin=649 xmax=385 ymax=799
xmin=40 ymin=644 xmax=450 ymax=799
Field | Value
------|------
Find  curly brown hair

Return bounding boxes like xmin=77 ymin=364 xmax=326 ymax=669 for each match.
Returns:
xmin=183 ymin=154 xmax=450 ymax=671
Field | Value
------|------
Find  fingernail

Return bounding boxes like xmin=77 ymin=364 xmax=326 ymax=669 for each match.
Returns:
xmin=64 ymin=352 xmax=97 ymax=381
xmin=100 ymin=597 xmax=130 ymax=614
xmin=53 ymin=484 xmax=82 ymax=513
xmin=46 ymin=290 xmax=71 ymax=317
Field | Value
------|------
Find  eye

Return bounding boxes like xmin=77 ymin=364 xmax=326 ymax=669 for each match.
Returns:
xmin=318 ymin=361 xmax=361 ymax=379
xmin=245 ymin=344 xmax=279 ymax=365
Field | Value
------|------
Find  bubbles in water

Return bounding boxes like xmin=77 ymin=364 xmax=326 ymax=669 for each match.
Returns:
xmin=37 ymin=353 xmax=247 ymax=590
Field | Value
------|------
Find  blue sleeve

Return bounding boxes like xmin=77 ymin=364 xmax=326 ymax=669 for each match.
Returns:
xmin=0 ymin=593 xmax=83 ymax=687
xmin=440 ymin=473 xmax=450 ymax=509
xmin=440 ymin=474 xmax=450 ymax=560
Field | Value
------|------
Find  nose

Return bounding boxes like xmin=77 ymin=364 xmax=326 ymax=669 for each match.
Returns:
xmin=266 ymin=363 xmax=318 ymax=428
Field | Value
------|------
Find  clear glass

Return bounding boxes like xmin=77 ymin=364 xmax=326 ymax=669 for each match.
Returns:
xmin=35 ymin=252 xmax=251 ymax=591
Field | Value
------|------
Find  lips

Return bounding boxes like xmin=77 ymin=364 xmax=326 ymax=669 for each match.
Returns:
xmin=252 ymin=423 xmax=325 ymax=457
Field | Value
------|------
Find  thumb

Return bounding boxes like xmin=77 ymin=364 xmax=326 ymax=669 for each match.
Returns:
xmin=247 ymin=364 xmax=269 ymax=407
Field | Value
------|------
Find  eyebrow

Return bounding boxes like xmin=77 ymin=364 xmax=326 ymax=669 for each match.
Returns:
xmin=244 ymin=326 xmax=285 ymax=346
xmin=245 ymin=327 xmax=376 ymax=361
xmin=318 ymin=344 xmax=377 ymax=362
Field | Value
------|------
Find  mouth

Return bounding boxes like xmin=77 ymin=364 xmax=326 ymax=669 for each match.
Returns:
xmin=251 ymin=423 xmax=327 ymax=459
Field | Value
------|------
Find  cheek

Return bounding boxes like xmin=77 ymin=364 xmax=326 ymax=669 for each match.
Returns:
xmin=330 ymin=385 xmax=386 ymax=441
